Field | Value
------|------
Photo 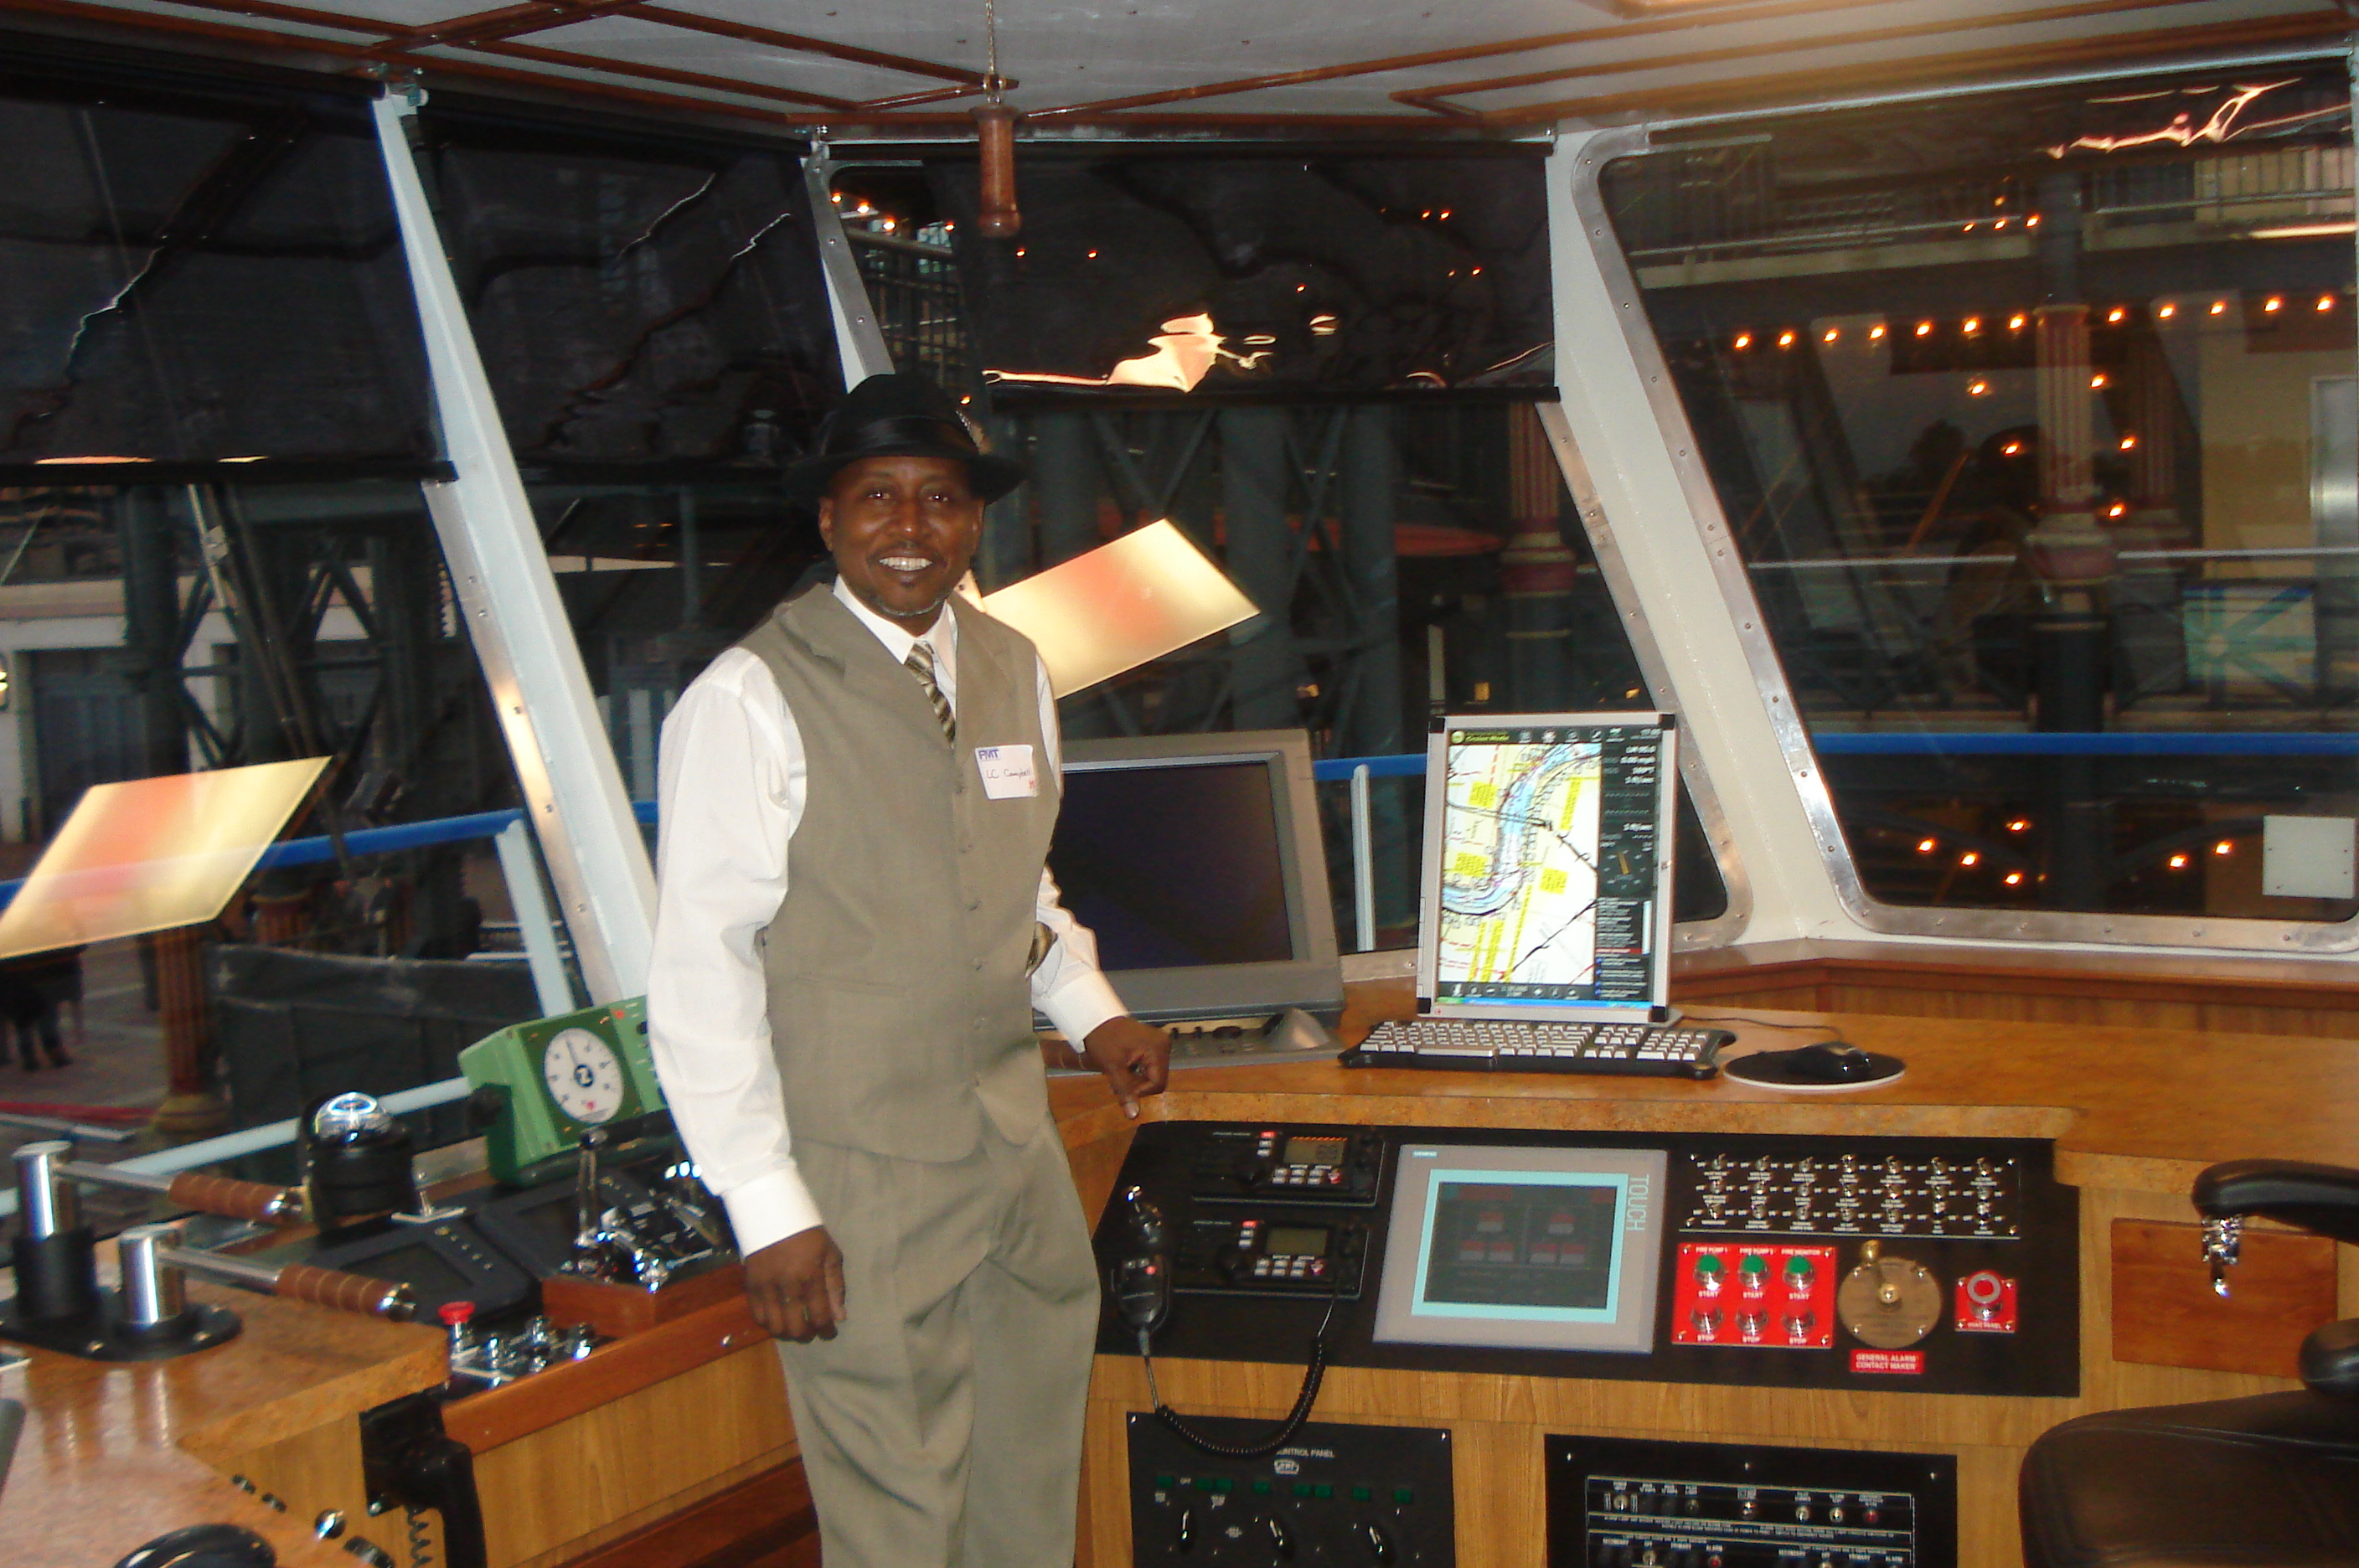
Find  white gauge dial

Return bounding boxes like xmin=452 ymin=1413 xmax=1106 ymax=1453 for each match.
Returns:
xmin=542 ymin=1027 xmax=626 ymax=1126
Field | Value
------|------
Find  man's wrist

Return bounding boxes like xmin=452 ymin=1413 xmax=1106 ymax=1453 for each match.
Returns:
xmin=716 ymin=1166 xmax=825 ymax=1257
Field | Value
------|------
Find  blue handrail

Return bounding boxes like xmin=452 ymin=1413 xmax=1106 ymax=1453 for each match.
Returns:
xmin=1810 ymin=731 xmax=2359 ymax=756
xmin=1311 ymin=753 xmax=1427 ymax=781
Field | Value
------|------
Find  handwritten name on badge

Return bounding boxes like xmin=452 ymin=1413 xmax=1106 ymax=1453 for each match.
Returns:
xmin=976 ymin=745 xmax=1039 ymax=800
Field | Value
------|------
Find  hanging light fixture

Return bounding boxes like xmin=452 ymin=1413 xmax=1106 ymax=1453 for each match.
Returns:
xmin=973 ymin=0 xmax=1020 ymax=238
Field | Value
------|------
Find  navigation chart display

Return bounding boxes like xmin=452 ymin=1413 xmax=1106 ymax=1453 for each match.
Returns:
xmin=1419 ymin=715 xmax=1676 ymax=1018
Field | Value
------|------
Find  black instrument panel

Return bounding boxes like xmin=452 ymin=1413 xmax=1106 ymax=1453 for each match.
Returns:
xmin=1093 ymin=1122 xmax=2079 ymax=1398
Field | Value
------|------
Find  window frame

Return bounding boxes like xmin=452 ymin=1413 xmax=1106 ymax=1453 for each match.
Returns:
xmin=1561 ymin=48 xmax=2359 ymax=956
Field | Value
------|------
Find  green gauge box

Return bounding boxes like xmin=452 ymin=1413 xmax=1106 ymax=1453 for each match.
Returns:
xmin=460 ymin=996 xmax=668 ymax=1185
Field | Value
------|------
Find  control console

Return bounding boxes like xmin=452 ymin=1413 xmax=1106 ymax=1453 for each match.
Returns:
xmin=1094 ymin=1122 xmax=2078 ymax=1397
xmin=1176 ymin=1213 xmax=1370 ymax=1297
xmin=1128 ymin=1414 xmax=1454 ymax=1565
xmin=1546 ymin=1436 xmax=1956 ymax=1568
xmin=1191 ymin=1125 xmax=1386 ymax=1204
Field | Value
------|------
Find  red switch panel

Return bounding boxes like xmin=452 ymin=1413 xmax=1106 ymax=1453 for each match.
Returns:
xmin=1670 ymin=1241 xmax=1836 ymax=1349
xmin=1954 ymin=1269 xmax=2017 ymax=1333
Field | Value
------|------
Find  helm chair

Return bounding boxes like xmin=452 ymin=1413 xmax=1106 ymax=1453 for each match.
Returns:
xmin=2020 ymin=1162 xmax=2359 ymax=1568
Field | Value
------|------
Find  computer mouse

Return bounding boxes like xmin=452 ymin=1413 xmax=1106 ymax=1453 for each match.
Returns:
xmin=113 ymin=1522 xmax=276 ymax=1568
xmin=1791 ymin=1043 xmax=1877 ymax=1083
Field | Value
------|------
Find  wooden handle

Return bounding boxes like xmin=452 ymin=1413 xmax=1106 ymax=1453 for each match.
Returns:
xmin=974 ymin=103 xmax=1020 ymax=238
xmin=273 ymin=1263 xmax=416 ymax=1321
xmin=167 ymin=1172 xmax=298 ymax=1223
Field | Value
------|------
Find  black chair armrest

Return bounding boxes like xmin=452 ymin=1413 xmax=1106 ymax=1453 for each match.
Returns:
xmin=2193 ymin=1161 xmax=2359 ymax=1246
xmin=2304 ymin=1319 xmax=2359 ymax=1400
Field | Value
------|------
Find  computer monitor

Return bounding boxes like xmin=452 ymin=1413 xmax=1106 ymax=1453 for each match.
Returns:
xmin=1049 ymin=729 xmax=1344 ymax=1024
xmin=1415 ymin=712 xmax=1679 ymax=1025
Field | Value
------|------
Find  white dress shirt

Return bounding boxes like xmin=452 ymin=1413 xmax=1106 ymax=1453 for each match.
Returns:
xmin=647 ymin=577 xmax=1127 ymax=1257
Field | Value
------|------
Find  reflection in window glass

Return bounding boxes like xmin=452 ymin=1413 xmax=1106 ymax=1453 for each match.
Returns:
xmin=0 ymin=45 xmax=434 ymax=475
xmin=832 ymin=157 xmax=1725 ymax=942
xmin=0 ymin=481 xmax=544 ymax=1190
xmin=411 ymin=102 xmax=851 ymax=805
xmin=414 ymin=99 xmax=839 ymax=469
xmin=1605 ymin=64 xmax=2359 ymax=924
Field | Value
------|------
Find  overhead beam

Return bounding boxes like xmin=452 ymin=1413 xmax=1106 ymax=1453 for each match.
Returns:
xmin=1476 ymin=8 xmax=2353 ymax=126
xmin=1394 ymin=0 xmax=2243 ymax=115
xmin=1020 ymin=0 xmax=1900 ymax=119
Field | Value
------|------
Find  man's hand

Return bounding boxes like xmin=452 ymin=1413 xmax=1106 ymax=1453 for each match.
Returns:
xmin=1081 ymin=1015 xmax=1171 ymax=1119
xmin=742 ymin=1225 xmax=847 ymax=1342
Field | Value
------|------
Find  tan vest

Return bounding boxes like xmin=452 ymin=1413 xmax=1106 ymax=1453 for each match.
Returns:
xmin=737 ymin=587 xmax=1060 ymax=1163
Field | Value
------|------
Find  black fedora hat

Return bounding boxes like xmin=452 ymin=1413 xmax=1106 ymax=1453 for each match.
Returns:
xmin=783 ymin=373 xmax=1025 ymax=508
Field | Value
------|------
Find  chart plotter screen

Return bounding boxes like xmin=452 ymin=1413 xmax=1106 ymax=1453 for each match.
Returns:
xmin=1417 ymin=714 xmax=1677 ymax=1021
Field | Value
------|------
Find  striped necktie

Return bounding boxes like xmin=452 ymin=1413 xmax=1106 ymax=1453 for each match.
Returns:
xmin=904 ymin=642 xmax=955 ymax=744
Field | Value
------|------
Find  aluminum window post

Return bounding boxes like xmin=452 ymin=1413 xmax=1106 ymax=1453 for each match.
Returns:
xmin=1547 ymin=126 xmax=1844 ymax=944
xmin=373 ymin=92 xmax=656 ymax=1002
xmin=805 ymin=146 xmax=896 ymax=386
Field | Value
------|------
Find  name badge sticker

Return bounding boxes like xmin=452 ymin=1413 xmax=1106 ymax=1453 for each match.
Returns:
xmin=975 ymin=744 xmax=1039 ymax=800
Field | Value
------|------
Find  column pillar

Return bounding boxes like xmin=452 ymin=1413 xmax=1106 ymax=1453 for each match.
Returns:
xmin=1220 ymin=410 xmax=1301 ymax=729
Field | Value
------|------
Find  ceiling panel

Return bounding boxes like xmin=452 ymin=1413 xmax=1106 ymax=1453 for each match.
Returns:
xmin=0 ymin=0 xmax=2344 ymax=130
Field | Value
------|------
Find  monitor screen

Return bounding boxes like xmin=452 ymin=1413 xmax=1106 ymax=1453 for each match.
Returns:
xmin=1050 ymin=760 xmax=1292 ymax=971
xmin=1047 ymin=731 xmax=1342 ymax=1024
xmin=1375 ymin=1144 xmax=1666 ymax=1354
xmin=1418 ymin=714 xmax=1677 ymax=1022
xmin=1417 ymin=1178 xmax=1625 ymax=1318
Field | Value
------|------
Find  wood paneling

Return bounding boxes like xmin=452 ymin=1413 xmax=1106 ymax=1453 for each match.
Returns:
xmin=469 ymin=1344 xmax=795 ymax=1568
xmin=1670 ymin=939 xmax=2359 ymax=1042
xmin=2111 ymin=1218 xmax=2340 ymax=1378
xmin=556 ymin=1459 xmax=818 ymax=1568
xmin=446 ymin=1293 xmax=766 ymax=1452
xmin=0 ymin=1282 xmax=445 ymax=1568
xmin=540 ymin=1265 xmax=750 ymax=1340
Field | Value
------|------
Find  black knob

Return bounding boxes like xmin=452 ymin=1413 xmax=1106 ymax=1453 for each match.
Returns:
xmin=1266 ymin=1514 xmax=1296 ymax=1560
xmin=1123 ymin=1185 xmax=1167 ymax=1251
xmin=1361 ymin=1519 xmax=1395 ymax=1564
xmin=1174 ymin=1504 xmax=1193 ymax=1555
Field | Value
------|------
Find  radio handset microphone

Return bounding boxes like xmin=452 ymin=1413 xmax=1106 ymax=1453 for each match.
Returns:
xmin=1113 ymin=1183 xmax=1337 ymax=1460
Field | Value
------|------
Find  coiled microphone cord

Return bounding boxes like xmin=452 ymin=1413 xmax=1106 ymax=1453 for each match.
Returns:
xmin=1137 ymin=1285 xmax=1343 ymax=1458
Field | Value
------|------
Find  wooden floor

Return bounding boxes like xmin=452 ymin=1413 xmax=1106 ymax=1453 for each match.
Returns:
xmin=560 ymin=1460 xmax=820 ymax=1568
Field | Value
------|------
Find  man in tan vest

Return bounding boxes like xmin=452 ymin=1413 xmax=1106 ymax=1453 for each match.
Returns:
xmin=648 ymin=373 xmax=1170 ymax=1567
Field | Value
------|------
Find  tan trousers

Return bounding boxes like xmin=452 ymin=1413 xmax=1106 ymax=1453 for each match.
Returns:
xmin=775 ymin=1117 xmax=1098 ymax=1568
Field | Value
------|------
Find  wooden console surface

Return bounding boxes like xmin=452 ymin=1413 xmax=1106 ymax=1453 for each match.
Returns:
xmin=1054 ymin=978 xmax=2359 ymax=1192
xmin=0 ymin=1282 xmax=445 ymax=1568
xmin=1061 ymin=987 xmax=2359 ymax=1568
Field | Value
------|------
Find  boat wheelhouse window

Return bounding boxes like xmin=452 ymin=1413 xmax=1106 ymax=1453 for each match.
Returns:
xmin=409 ymin=98 xmax=839 ymax=472
xmin=1603 ymin=62 xmax=2359 ymax=926
xmin=0 ymin=44 xmax=435 ymax=478
xmin=813 ymin=152 xmax=1732 ymax=945
xmin=405 ymin=100 xmax=847 ymax=830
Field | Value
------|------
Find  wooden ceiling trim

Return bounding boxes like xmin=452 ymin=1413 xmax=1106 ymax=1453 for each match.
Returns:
xmin=1396 ymin=0 xmax=2227 ymax=111
xmin=389 ymin=0 xmax=648 ymax=52
xmin=405 ymin=43 xmax=823 ymax=121
xmin=1022 ymin=0 xmax=1899 ymax=120
xmin=627 ymin=4 xmax=985 ymax=85
xmin=0 ymin=0 xmax=385 ymax=61
xmin=113 ymin=0 xmax=428 ymax=41
xmin=1477 ymin=6 xmax=2352 ymax=126
xmin=452 ymin=34 xmax=861 ymax=110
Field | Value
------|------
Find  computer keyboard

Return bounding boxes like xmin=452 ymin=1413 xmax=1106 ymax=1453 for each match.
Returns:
xmin=1342 ymin=1019 xmax=1734 ymax=1079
